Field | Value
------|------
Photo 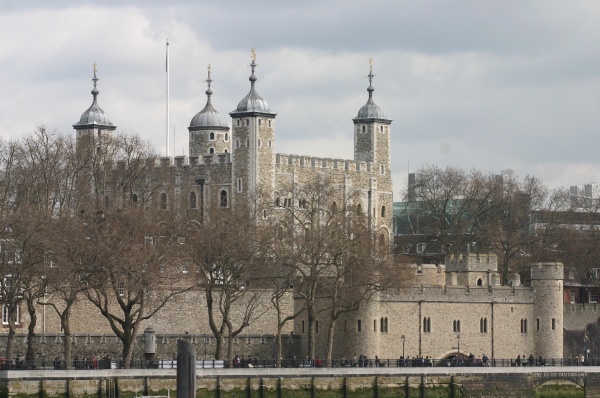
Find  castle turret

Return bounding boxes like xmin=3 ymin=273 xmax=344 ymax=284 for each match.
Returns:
xmin=353 ymin=59 xmax=391 ymax=174
xmin=73 ymin=64 xmax=116 ymax=214
xmin=229 ymin=49 xmax=276 ymax=208
xmin=188 ymin=65 xmax=231 ymax=157
xmin=73 ymin=63 xmax=116 ymax=155
xmin=531 ymin=262 xmax=564 ymax=359
xmin=353 ymin=60 xmax=393 ymax=242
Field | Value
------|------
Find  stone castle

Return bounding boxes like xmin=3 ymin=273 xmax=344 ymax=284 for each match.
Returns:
xmin=2 ymin=51 xmax=566 ymax=362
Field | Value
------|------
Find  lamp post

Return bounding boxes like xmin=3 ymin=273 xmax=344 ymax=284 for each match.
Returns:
xmin=401 ymin=335 xmax=405 ymax=362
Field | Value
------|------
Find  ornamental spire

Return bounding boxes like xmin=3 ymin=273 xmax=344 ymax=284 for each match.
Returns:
xmin=205 ymin=64 xmax=213 ymax=97
xmin=366 ymin=58 xmax=375 ymax=98
xmin=248 ymin=47 xmax=258 ymax=85
xmin=91 ymin=62 xmax=99 ymax=98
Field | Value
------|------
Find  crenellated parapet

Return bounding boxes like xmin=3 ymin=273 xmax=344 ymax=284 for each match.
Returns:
xmin=276 ymin=153 xmax=373 ymax=173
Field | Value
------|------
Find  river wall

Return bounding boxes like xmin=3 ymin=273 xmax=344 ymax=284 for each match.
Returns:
xmin=1 ymin=367 xmax=598 ymax=398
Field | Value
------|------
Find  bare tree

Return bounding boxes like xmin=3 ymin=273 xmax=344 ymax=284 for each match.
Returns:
xmin=186 ymin=197 xmax=268 ymax=366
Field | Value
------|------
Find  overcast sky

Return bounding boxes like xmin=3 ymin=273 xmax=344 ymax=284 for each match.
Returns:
xmin=1 ymin=1 xmax=599 ymax=197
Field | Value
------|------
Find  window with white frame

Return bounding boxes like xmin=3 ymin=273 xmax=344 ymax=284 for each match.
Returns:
xmin=2 ymin=304 xmax=19 ymax=325
xmin=117 ymin=282 xmax=126 ymax=297
xmin=590 ymin=290 xmax=598 ymax=303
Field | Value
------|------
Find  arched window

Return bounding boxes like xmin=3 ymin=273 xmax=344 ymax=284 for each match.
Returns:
xmin=237 ymin=119 xmax=240 ymax=126
xmin=381 ymin=205 xmax=386 ymax=218
xmin=357 ymin=203 xmax=362 ymax=215
xmin=380 ymin=165 xmax=385 ymax=175
xmin=220 ymin=190 xmax=228 ymax=207
xmin=190 ymin=192 xmax=197 ymax=209
xmin=331 ymin=201 xmax=337 ymax=213
xmin=477 ymin=278 xmax=483 ymax=286
xmin=237 ymin=179 xmax=242 ymax=193
xmin=258 ymin=119 xmax=262 ymax=126
xmin=362 ymin=125 xmax=365 ymax=132
xmin=160 ymin=193 xmax=167 ymax=209
xmin=224 ymin=149 xmax=228 ymax=153
xmin=209 ymin=148 xmax=215 ymax=154
xmin=275 ymin=197 xmax=281 ymax=207
xmin=380 ymin=125 xmax=383 ymax=132
xmin=132 ymin=193 xmax=139 ymax=204
xmin=225 ymin=133 xmax=228 ymax=141
xmin=263 ymin=209 xmax=267 ymax=219
xmin=209 ymin=132 xmax=215 ymax=140
xmin=236 ymin=140 xmax=240 ymax=148
xmin=268 ymin=120 xmax=271 ymax=127
xmin=246 ymin=119 xmax=249 ymax=126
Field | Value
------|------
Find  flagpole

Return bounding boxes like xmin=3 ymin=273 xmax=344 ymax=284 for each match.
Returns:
xmin=166 ymin=39 xmax=170 ymax=157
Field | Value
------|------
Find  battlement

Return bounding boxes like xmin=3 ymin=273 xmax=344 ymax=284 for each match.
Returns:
xmin=384 ymin=284 xmax=534 ymax=303
xmin=445 ymin=253 xmax=498 ymax=273
xmin=111 ymin=154 xmax=232 ymax=172
xmin=530 ymin=262 xmax=564 ymax=281
xmin=276 ymin=153 xmax=373 ymax=173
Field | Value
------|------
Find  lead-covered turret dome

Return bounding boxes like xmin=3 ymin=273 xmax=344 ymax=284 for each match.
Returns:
xmin=353 ymin=60 xmax=391 ymax=123
xmin=189 ymin=66 xmax=229 ymax=131
xmin=230 ymin=49 xmax=276 ymax=117
xmin=73 ymin=64 xmax=115 ymax=130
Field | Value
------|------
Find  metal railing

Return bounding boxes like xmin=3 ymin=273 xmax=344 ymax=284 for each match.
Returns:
xmin=1 ymin=357 xmax=598 ymax=370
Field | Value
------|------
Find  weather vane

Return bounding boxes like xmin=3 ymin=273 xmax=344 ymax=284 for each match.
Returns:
xmin=251 ymin=48 xmax=256 ymax=62
xmin=366 ymin=58 xmax=375 ymax=86
xmin=92 ymin=63 xmax=99 ymax=90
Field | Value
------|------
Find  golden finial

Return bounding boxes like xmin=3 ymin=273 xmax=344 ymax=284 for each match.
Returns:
xmin=366 ymin=59 xmax=375 ymax=86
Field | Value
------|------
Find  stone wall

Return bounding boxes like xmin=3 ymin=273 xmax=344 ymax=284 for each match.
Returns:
xmin=0 ymin=332 xmax=300 ymax=363
xmin=1 ymin=368 xmax=596 ymax=398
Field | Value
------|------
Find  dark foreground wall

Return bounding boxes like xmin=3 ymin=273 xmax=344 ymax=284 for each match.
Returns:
xmin=1 ymin=367 xmax=598 ymax=398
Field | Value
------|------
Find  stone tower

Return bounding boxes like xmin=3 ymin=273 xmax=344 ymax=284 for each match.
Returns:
xmin=188 ymin=65 xmax=231 ymax=157
xmin=72 ymin=64 xmax=116 ymax=214
xmin=229 ymin=49 xmax=276 ymax=208
xmin=353 ymin=60 xmax=392 ymax=177
xmin=531 ymin=262 xmax=564 ymax=359
xmin=353 ymin=61 xmax=394 ymax=240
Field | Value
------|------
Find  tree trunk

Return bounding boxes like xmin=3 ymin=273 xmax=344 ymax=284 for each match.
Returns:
xmin=227 ymin=332 xmax=235 ymax=368
xmin=6 ymin=324 xmax=15 ymax=364
xmin=325 ymin=318 xmax=336 ymax=368
xmin=26 ymin=298 xmax=36 ymax=361
xmin=276 ymin=326 xmax=283 ymax=368
xmin=307 ymin=310 xmax=315 ymax=360
xmin=121 ymin=336 xmax=134 ymax=369
xmin=215 ymin=334 xmax=224 ymax=360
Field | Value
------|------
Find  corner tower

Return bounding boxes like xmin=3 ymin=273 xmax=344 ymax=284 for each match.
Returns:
xmin=353 ymin=60 xmax=392 ymax=175
xmin=229 ymin=49 xmax=276 ymax=207
xmin=188 ymin=65 xmax=231 ymax=157
xmin=73 ymin=64 xmax=116 ymax=215
xmin=531 ymin=262 xmax=564 ymax=359
xmin=73 ymin=64 xmax=116 ymax=161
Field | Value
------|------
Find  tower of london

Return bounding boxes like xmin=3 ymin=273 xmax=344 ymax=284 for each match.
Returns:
xmin=1 ymin=51 xmax=565 ymax=363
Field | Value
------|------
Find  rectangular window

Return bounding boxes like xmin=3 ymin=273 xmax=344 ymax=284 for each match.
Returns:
xmin=571 ymin=289 xmax=576 ymax=304
xmin=552 ymin=318 xmax=556 ymax=330
xmin=590 ymin=290 xmax=598 ymax=303
xmin=2 ymin=305 xmax=19 ymax=325
xmin=117 ymin=282 xmax=126 ymax=297
xmin=357 ymin=319 xmax=362 ymax=333
xmin=537 ymin=318 xmax=540 ymax=331
xmin=374 ymin=319 xmax=377 ymax=332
